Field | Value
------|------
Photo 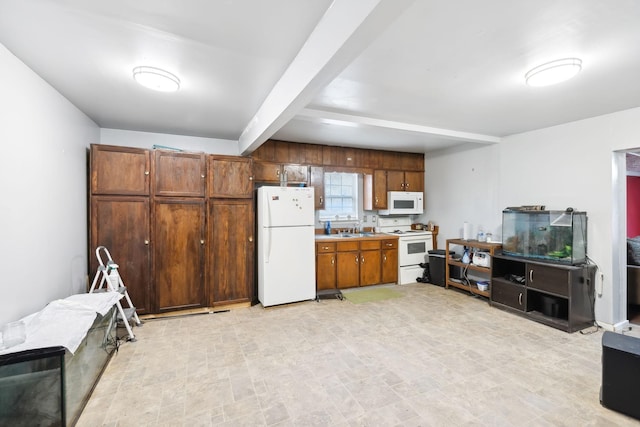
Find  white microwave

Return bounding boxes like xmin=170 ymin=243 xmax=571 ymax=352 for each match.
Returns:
xmin=379 ymin=191 xmax=424 ymax=215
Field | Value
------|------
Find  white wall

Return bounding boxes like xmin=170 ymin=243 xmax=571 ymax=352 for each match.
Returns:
xmin=100 ymin=128 xmax=239 ymax=155
xmin=424 ymin=107 xmax=640 ymax=329
xmin=0 ymin=44 xmax=99 ymax=326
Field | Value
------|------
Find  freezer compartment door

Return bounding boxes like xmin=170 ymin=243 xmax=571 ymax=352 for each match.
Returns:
xmin=258 ymin=186 xmax=315 ymax=228
xmin=258 ymin=226 xmax=315 ymax=307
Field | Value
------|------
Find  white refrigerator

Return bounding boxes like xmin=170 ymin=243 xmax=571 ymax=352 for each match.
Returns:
xmin=257 ymin=186 xmax=316 ymax=307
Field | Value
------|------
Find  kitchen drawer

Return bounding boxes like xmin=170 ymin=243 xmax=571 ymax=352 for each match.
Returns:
xmin=381 ymin=239 xmax=397 ymax=249
xmin=526 ymin=263 xmax=569 ymax=297
xmin=337 ymin=241 xmax=359 ymax=252
xmin=316 ymin=242 xmax=336 ymax=253
xmin=360 ymin=240 xmax=381 ymax=250
xmin=491 ymin=279 xmax=526 ymax=311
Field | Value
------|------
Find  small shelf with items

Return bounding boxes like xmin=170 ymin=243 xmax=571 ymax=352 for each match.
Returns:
xmin=445 ymin=239 xmax=503 ymax=299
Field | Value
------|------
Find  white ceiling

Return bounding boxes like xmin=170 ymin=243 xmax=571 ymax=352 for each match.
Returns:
xmin=1 ymin=0 xmax=639 ymax=154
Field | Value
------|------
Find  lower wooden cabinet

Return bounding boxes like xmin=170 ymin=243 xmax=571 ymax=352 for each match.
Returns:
xmin=316 ymin=242 xmax=337 ymax=290
xmin=316 ymin=238 xmax=395 ymax=290
xmin=381 ymin=239 xmax=398 ymax=284
xmin=359 ymin=241 xmax=381 ymax=287
xmin=90 ymin=196 xmax=151 ymax=314
xmin=207 ymin=199 xmax=254 ymax=305
xmin=154 ymin=198 xmax=206 ymax=312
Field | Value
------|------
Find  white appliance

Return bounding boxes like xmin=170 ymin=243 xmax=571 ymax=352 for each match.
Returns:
xmin=377 ymin=217 xmax=433 ymax=285
xmin=378 ymin=192 xmax=424 ymax=216
xmin=257 ymin=186 xmax=316 ymax=307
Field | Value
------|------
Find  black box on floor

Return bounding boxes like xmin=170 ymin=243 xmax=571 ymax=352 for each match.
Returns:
xmin=601 ymin=331 xmax=640 ymax=420
xmin=428 ymin=250 xmax=461 ymax=287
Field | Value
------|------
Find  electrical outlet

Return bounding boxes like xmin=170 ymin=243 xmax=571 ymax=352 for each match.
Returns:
xmin=372 ymin=215 xmax=377 ymax=223
xmin=363 ymin=215 xmax=368 ymax=222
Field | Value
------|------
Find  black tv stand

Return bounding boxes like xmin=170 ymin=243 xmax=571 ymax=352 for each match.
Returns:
xmin=491 ymin=254 xmax=596 ymax=332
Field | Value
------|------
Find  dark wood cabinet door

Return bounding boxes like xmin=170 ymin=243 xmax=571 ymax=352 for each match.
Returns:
xmin=154 ymin=199 xmax=205 ymax=312
xmin=492 ymin=279 xmax=526 ymax=311
xmin=90 ymin=196 xmax=151 ymax=313
xmin=382 ymin=248 xmax=398 ymax=284
xmin=207 ymin=199 xmax=254 ymax=305
xmin=337 ymin=251 xmax=359 ymax=288
xmin=386 ymin=171 xmax=405 ymax=191
xmin=373 ymin=170 xmax=388 ymax=209
xmin=208 ymin=156 xmax=253 ymax=198
xmin=360 ymin=250 xmax=381 ymax=286
xmin=526 ymin=263 xmax=570 ymax=297
xmin=154 ymin=150 xmax=206 ymax=197
xmin=404 ymin=171 xmax=424 ymax=192
xmin=253 ymin=161 xmax=281 ymax=182
xmin=91 ymin=144 xmax=150 ymax=195
xmin=316 ymin=253 xmax=336 ymax=291
xmin=309 ymin=166 xmax=324 ymax=209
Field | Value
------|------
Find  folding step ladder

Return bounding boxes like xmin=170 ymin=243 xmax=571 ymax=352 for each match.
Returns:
xmin=89 ymin=246 xmax=141 ymax=341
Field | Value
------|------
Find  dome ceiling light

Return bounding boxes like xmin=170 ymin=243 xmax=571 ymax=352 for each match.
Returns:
xmin=133 ymin=66 xmax=180 ymax=92
xmin=525 ymin=58 xmax=582 ymax=87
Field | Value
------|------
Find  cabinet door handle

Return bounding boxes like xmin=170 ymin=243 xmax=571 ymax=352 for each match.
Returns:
xmin=355 ymin=255 xmax=359 ymax=264
xmin=323 ymin=246 xmax=329 ymax=250
xmin=248 ymin=236 xmax=253 ymax=242
xmin=386 ymin=243 xmax=393 ymax=247
xmin=320 ymin=196 xmax=323 ymax=204
xmin=529 ymin=269 xmax=533 ymax=282
xmin=249 ymin=176 xmax=254 ymax=181
xmin=375 ymin=197 xmax=379 ymax=204
xmin=200 ymin=239 xmax=205 ymax=245
xmin=383 ymin=255 xmax=387 ymax=262
xmin=331 ymin=257 xmax=335 ymax=265
xmin=518 ymin=293 xmax=523 ymax=306
xmin=276 ymin=168 xmax=280 ymax=177
xmin=361 ymin=256 xmax=365 ymax=264
xmin=405 ymin=183 xmax=409 ymax=188
xmin=144 ymin=170 xmax=150 ymax=176
xmin=201 ymin=174 xmax=205 ymax=179
xmin=144 ymin=240 xmax=149 ymax=245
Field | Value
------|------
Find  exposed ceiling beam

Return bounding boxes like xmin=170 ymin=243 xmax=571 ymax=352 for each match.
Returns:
xmin=238 ymin=0 xmax=417 ymax=155
xmin=297 ymin=108 xmax=503 ymax=144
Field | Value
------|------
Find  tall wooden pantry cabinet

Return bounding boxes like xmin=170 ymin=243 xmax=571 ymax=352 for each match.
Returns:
xmin=89 ymin=145 xmax=255 ymax=314
xmin=90 ymin=145 xmax=152 ymax=314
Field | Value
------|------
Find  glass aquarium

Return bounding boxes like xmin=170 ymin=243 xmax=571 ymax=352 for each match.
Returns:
xmin=501 ymin=209 xmax=587 ymax=265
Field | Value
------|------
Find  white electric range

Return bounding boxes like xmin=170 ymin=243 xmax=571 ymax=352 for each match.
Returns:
xmin=377 ymin=217 xmax=433 ymax=285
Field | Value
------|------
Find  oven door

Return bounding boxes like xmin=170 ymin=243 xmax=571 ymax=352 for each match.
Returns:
xmin=399 ymin=235 xmax=433 ymax=266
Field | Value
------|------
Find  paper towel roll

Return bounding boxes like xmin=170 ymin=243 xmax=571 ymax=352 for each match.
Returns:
xmin=463 ymin=222 xmax=471 ymax=240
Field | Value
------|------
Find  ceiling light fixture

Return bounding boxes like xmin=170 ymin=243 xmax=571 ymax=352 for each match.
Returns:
xmin=132 ymin=66 xmax=180 ymax=92
xmin=525 ymin=58 xmax=582 ymax=87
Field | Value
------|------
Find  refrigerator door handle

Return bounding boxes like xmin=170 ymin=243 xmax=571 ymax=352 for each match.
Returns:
xmin=265 ymin=226 xmax=272 ymax=263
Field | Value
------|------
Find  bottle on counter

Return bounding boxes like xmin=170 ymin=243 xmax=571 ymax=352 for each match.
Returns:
xmin=325 ymin=221 xmax=331 ymax=235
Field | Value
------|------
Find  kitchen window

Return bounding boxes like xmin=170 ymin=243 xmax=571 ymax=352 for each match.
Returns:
xmin=319 ymin=172 xmax=359 ymax=221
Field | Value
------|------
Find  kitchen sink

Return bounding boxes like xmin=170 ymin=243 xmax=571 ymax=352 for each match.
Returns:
xmin=316 ymin=232 xmax=375 ymax=239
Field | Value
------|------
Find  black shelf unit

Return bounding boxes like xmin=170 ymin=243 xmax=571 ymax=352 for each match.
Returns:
xmin=491 ymin=254 xmax=596 ymax=332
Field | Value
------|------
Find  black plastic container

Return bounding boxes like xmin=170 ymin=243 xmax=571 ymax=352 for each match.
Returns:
xmin=428 ymin=250 xmax=460 ymax=286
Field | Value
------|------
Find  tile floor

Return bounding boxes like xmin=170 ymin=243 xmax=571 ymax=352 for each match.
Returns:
xmin=77 ymin=284 xmax=639 ymax=426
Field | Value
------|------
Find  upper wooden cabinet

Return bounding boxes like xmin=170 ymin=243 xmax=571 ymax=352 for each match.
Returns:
xmin=208 ymin=156 xmax=253 ymax=198
xmin=387 ymin=171 xmax=424 ymax=192
xmin=154 ymin=150 xmax=206 ymax=197
xmin=253 ymin=161 xmax=308 ymax=184
xmin=309 ymin=166 xmax=325 ymax=209
xmin=91 ymin=144 xmax=150 ymax=195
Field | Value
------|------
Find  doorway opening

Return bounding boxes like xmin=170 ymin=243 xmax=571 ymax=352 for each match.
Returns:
xmin=625 ymin=151 xmax=640 ymax=324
